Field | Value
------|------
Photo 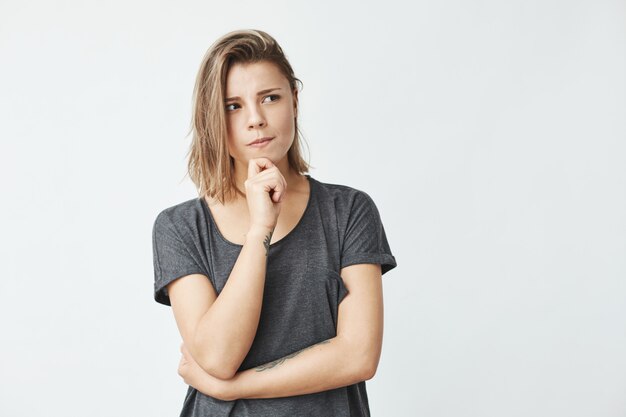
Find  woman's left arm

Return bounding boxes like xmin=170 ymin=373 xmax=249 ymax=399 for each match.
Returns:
xmin=178 ymin=263 xmax=384 ymax=401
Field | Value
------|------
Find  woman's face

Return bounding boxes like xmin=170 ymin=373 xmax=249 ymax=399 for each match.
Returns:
xmin=223 ymin=60 xmax=297 ymax=172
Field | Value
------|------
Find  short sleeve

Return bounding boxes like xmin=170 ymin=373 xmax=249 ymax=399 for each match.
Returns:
xmin=152 ymin=212 xmax=208 ymax=306
xmin=340 ymin=191 xmax=398 ymax=275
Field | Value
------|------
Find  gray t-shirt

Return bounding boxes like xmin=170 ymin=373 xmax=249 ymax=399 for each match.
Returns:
xmin=152 ymin=174 xmax=397 ymax=417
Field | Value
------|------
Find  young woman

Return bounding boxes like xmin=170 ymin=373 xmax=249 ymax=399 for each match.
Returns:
xmin=152 ymin=29 xmax=398 ymax=416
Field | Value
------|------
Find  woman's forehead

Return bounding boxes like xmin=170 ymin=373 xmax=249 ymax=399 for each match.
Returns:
xmin=226 ymin=61 xmax=287 ymax=93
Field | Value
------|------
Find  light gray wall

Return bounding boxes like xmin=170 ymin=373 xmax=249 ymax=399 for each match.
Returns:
xmin=1 ymin=0 xmax=624 ymax=416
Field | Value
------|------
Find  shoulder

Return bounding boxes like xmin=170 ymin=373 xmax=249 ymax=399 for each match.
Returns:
xmin=153 ymin=197 xmax=204 ymax=236
xmin=311 ymin=176 xmax=377 ymax=213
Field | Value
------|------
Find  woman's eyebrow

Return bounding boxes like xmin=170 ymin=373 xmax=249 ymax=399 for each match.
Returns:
xmin=224 ymin=87 xmax=282 ymax=103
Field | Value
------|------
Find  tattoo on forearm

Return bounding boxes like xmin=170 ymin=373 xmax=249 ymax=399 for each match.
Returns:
xmin=263 ymin=230 xmax=273 ymax=256
xmin=254 ymin=339 xmax=331 ymax=372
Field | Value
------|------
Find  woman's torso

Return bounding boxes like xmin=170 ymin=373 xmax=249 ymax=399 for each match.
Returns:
xmin=159 ymin=175 xmax=374 ymax=417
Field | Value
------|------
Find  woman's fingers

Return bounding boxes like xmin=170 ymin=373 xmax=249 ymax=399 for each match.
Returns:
xmin=247 ymin=157 xmax=275 ymax=179
xmin=260 ymin=171 xmax=286 ymax=203
xmin=244 ymin=158 xmax=287 ymax=231
xmin=246 ymin=158 xmax=286 ymax=200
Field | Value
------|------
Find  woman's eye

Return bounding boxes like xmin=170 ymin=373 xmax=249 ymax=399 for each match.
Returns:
xmin=263 ymin=94 xmax=280 ymax=103
xmin=225 ymin=95 xmax=278 ymax=111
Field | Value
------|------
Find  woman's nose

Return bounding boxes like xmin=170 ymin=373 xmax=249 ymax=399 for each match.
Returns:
xmin=247 ymin=106 xmax=266 ymax=129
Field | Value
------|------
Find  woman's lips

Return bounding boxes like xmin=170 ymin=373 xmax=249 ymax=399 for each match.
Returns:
xmin=247 ymin=137 xmax=274 ymax=147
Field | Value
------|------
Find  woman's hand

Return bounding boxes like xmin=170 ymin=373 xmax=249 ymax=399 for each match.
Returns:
xmin=244 ymin=157 xmax=287 ymax=233
xmin=178 ymin=342 xmax=237 ymax=401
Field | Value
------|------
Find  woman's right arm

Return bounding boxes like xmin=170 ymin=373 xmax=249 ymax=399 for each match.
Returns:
xmin=167 ymin=158 xmax=286 ymax=381
xmin=167 ymin=225 xmax=272 ymax=380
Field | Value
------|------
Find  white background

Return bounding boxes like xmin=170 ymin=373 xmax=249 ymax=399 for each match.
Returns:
xmin=1 ymin=0 xmax=625 ymax=416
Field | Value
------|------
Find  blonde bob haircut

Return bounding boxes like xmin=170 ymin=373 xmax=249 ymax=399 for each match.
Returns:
xmin=186 ymin=29 xmax=310 ymax=205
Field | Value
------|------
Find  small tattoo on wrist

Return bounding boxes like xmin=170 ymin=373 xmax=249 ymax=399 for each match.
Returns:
xmin=263 ymin=230 xmax=273 ymax=256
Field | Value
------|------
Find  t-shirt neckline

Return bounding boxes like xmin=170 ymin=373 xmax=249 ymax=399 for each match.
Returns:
xmin=198 ymin=174 xmax=315 ymax=248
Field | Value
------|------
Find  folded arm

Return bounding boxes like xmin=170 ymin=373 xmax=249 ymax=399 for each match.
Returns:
xmin=168 ymin=226 xmax=273 ymax=380
xmin=180 ymin=263 xmax=384 ymax=401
